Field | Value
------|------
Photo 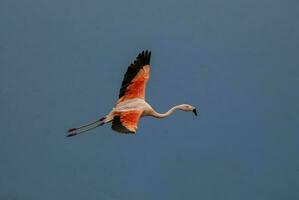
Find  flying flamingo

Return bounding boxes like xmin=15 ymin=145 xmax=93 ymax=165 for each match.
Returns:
xmin=67 ymin=50 xmax=197 ymax=137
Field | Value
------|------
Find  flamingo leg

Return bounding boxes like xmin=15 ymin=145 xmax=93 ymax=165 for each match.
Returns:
xmin=67 ymin=118 xmax=105 ymax=137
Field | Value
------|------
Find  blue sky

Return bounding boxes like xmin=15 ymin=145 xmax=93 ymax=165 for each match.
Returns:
xmin=1 ymin=0 xmax=298 ymax=199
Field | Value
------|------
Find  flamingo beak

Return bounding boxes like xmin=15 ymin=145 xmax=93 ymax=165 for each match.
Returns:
xmin=193 ymin=108 xmax=198 ymax=116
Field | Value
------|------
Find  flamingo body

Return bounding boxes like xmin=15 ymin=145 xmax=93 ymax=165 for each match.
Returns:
xmin=67 ymin=50 xmax=197 ymax=137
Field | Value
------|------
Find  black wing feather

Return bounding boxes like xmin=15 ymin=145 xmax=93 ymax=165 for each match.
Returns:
xmin=119 ymin=50 xmax=151 ymax=98
xmin=111 ymin=116 xmax=134 ymax=134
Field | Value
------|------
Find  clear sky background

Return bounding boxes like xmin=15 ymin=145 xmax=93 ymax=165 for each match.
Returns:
xmin=1 ymin=0 xmax=298 ymax=199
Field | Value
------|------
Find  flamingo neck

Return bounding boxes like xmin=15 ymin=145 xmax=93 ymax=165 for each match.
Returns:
xmin=151 ymin=105 xmax=184 ymax=118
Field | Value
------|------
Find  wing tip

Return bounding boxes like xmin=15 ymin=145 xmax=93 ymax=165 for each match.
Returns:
xmin=138 ymin=49 xmax=151 ymax=65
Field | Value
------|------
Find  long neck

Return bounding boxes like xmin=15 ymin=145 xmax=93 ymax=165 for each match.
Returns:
xmin=151 ymin=105 xmax=184 ymax=119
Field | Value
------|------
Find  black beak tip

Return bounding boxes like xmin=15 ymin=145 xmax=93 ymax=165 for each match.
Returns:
xmin=193 ymin=109 xmax=198 ymax=116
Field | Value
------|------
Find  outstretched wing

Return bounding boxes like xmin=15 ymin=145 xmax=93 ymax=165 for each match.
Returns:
xmin=118 ymin=50 xmax=151 ymax=103
xmin=112 ymin=110 xmax=143 ymax=134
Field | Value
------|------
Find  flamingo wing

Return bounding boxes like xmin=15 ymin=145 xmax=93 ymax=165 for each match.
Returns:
xmin=112 ymin=110 xmax=143 ymax=134
xmin=117 ymin=50 xmax=151 ymax=103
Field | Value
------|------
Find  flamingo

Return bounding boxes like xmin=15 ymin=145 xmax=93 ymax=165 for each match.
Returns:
xmin=67 ymin=50 xmax=197 ymax=137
